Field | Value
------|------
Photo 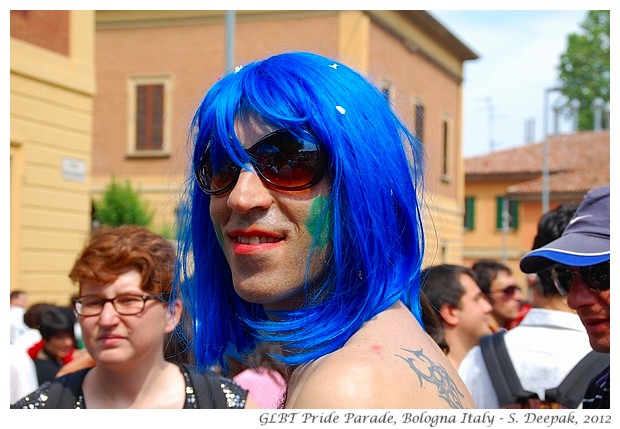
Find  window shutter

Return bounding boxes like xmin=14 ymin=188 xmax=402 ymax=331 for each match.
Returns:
xmin=442 ymin=120 xmax=449 ymax=176
xmin=136 ymin=84 xmax=164 ymax=151
xmin=464 ymin=196 xmax=475 ymax=230
xmin=414 ymin=104 xmax=424 ymax=143
xmin=496 ymin=196 xmax=504 ymax=229
xmin=509 ymin=200 xmax=519 ymax=229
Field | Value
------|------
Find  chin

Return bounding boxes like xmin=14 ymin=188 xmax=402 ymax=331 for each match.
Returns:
xmin=234 ymin=275 xmax=300 ymax=301
xmin=236 ymin=289 xmax=296 ymax=308
xmin=590 ymin=338 xmax=610 ymax=354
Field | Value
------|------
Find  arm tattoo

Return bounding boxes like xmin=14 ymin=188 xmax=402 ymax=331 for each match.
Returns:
xmin=396 ymin=348 xmax=466 ymax=409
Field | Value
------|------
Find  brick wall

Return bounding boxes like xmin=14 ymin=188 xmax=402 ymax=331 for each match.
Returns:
xmin=11 ymin=10 xmax=70 ymax=56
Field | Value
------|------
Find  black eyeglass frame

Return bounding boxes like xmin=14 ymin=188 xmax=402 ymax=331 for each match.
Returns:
xmin=549 ymin=260 xmax=610 ymax=296
xmin=194 ymin=129 xmax=328 ymax=196
xmin=73 ymin=294 xmax=163 ymax=317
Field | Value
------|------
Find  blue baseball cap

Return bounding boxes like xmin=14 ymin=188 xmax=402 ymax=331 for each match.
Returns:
xmin=520 ymin=186 xmax=610 ymax=273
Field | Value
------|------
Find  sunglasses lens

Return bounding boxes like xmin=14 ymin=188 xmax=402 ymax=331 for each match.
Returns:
xmin=582 ymin=261 xmax=610 ymax=292
xmin=550 ymin=261 xmax=610 ymax=294
xmin=503 ymin=286 xmax=518 ymax=298
xmin=251 ymin=131 xmax=324 ymax=190
xmin=196 ymin=149 xmax=240 ymax=195
xmin=551 ymin=266 xmax=574 ymax=294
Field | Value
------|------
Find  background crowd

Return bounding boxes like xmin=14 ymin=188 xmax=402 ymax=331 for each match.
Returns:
xmin=11 ymin=185 xmax=609 ymax=409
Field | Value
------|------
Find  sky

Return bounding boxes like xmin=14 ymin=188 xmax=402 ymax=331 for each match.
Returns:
xmin=429 ymin=10 xmax=590 ymax=158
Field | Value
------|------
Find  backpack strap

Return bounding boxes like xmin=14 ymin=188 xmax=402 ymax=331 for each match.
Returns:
xmin=480 ymin=331 xmax=539 ymax=406
xmin=545 ymin=351 xmax=610 ymax=408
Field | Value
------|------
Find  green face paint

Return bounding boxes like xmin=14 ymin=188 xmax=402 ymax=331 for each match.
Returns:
xmin=305 ymin=195 xmax=332 ymax=249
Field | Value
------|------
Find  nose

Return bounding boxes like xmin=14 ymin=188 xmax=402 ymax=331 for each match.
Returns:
xmin=513 ymin=287 xmax=524 ymax=301
xmin=227 ymin=166 xmax=273 ymax=214
xmin=567 ymin=276 xmax=598 ymax=310
xmin=482 ymin=298 xmax=493 ymax=313
xmin=98 ymin=301 xmax=120 ymax=325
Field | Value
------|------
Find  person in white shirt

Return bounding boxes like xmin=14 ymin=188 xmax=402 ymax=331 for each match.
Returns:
xmin=10 ymin=290 xmax=29 ymax=344
xmin=10 ymin=344 xmax=38 ymax=403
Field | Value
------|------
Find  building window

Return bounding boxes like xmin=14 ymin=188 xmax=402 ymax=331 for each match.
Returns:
xmin=128 ymin=76 xmax=171 ymax=156
xmin=464 ymin=196 xmax=475 ymax=230
xmin=496 ymin=197 xmax=519 ymax=230
xmin=441 ymin=116 xmax=452 ymax=181
xmin=414 ymin=101 xmax=424 ymax=143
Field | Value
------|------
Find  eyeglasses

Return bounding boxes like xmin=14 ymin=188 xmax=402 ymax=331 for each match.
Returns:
xmin=489 ymin=285 xmax=520 ymax=300
xmin=550 ymin=261 xmax=610 ymax=296
xmin=195 ymin=129 xmax=327 ymax=195
xmin=73 ymin=294 xmax=162 ymax=317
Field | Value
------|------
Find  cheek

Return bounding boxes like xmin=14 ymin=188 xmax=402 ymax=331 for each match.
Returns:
xmin=304 ymin=195 xmax=332 ymax=249
xmin=78 ymin=319 xmax=96 ymax=338
xmin=601 ymin=291 xmax=610 ymax=309
xmin=210 ymin=200 xmax=225 ymax=247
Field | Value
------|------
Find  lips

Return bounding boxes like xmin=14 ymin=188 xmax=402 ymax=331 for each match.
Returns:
xmin=97 ymin=334 xmax=126 ymax=345
xmin=580 ymin=317 xmax=610 ymax=332
xmin=229 ymin=228 xmax=285 ymax=254
xmin=236 ymin=236 xmax=281 ymax=245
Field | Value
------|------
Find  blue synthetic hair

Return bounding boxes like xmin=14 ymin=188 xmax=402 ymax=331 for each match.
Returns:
xmin=177 ymin=51 xmax=426 ymax=369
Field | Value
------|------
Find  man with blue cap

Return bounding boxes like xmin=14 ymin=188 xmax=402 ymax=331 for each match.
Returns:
xmin=520 ymin=185 xmax=610 ymax=408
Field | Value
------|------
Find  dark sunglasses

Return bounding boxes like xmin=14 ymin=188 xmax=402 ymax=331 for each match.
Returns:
xmin=489 ymin=285 xmax=520 ymax=299
xmin=550 ymin=260 xmax=610 ymax=296
xmin=195 ymin=129 xmax=327 ymax=195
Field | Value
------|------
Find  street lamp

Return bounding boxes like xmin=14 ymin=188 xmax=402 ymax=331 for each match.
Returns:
xmin=542 ymin=85 xmax=563 ymax=214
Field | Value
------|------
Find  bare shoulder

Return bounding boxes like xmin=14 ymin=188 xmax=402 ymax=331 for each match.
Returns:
xmin=286 ymin=302 xmax=473 ymax=409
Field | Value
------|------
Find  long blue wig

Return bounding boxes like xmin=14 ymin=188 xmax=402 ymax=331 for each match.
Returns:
xmin=177 ymin=51 xmax=426 ymax=369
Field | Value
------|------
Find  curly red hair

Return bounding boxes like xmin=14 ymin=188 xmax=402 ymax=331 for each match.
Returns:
xmin=69 ymin=225 xmax=175 ymax=296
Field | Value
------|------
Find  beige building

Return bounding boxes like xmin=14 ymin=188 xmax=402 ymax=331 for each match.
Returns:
xmin=10 ymin=11 xmax=96 ymax=304
xmin=10 ymin=10 xmax=476 ymax=304
xmin=93 ymin=10 xmax=477 ymax=266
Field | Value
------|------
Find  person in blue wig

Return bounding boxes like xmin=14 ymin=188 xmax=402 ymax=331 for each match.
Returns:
xmin=177 ymin=51 xmax=473 ymax=408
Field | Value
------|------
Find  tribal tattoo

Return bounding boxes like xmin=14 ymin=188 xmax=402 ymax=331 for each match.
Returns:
xmin=396 ymin=347 xmax=466 ymax=409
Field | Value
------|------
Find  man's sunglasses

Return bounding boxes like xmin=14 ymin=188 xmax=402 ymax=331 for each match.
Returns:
xmin=195 ymin=129 xmax=327 ymax=196
xmin=550 ymin=260 xmax=610 ymax=296
xmin=489 ymin=285 xmax=521 ymax=300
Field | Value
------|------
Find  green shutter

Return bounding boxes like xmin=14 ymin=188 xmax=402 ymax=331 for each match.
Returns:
xmin=509 ymin=200 xmax=519 ymax=229
xmin=464 ymin=197 xmax=475 ymax=230
xmin=496 ymin=196 xmax=503 ymax=229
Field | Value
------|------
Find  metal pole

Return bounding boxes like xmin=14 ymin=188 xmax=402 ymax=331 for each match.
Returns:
xmin=542 ymin=90 xmax=550 ymax=214
xmin=501 ymin=196 xmax=509 ymax=263
xmin=542 ymin=86 xmax=562 ymax=214
xmin=593 ymin=97 xmax=604 ymax=131
xmin=225 ymin=11 xmax=235 ymax=73
xmin=570 ymin=99 xmax=580 ymax=133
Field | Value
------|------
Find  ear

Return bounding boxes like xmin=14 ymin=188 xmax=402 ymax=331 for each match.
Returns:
xmin=438 ymin=303 xmax=459 ymax=327
xmin=164 ymin=299 xmax=183 ymax=334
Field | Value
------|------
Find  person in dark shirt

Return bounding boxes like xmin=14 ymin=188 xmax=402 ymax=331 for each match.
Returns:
xmin=32 ymin=306 xmax=76 ymax=384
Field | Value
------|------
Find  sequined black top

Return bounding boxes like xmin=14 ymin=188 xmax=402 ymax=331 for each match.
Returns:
xmin=11 ymin=364 xmax=247 ymax=409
